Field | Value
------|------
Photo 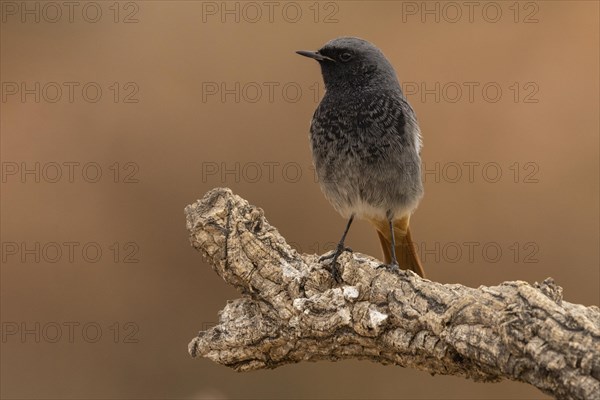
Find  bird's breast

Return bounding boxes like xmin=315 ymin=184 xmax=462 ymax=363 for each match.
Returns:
xmin=309 ymin=93 xmax=423 ymax=219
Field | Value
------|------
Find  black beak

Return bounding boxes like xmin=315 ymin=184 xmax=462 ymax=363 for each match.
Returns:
xmin=296 ymin=50 xmax=335 ymax=62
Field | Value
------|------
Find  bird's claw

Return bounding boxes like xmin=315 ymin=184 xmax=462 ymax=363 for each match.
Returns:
xmin=319 ymin=246 xmax=352 ymax=283
xmin=377 ymin=262 xmax=400 ymax=273
xmin=319 ymin=246 xmax=353 ymax=262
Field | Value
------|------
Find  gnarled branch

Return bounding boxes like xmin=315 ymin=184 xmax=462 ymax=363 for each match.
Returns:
xmin=186 ymin=187 xmax=599 ymax=400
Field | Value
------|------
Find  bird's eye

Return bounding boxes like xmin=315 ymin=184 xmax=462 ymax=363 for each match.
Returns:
xmin=339 ymin=52 xmax=353 ymax=62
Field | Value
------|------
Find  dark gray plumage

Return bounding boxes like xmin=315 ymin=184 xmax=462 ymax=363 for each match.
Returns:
xmin=297 ymin=37 xmax=425 ymax=281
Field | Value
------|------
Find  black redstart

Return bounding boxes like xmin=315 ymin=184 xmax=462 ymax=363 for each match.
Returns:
xmin=297 ymin=37 xmax=425 ymax=282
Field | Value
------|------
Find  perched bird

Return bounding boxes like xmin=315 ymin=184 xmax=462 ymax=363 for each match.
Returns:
xmin=297 ymin=37 xmax=425 ymax=282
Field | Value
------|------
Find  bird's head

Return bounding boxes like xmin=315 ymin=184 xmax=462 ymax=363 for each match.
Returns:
xmin=296 ymin=37 xmax=400 ymax=92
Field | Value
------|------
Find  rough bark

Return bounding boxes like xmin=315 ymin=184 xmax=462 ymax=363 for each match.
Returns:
xmin=186 ymin=187 xmax=600 ymax=400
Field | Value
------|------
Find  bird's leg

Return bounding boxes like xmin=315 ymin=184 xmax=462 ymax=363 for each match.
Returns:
xmin=376 ymin=217 xmax=401 ymax=272
xmin=387 ymin=218 xmax=400 ymax=271
xmin=319 ymin=215 xmax=354 ymax=282
xmin=319 ymin=215 xmax=354 ymax=261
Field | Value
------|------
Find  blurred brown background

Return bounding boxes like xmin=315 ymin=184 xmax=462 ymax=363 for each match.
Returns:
xmin=1 ymin=1 xmax=598 ymax=399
